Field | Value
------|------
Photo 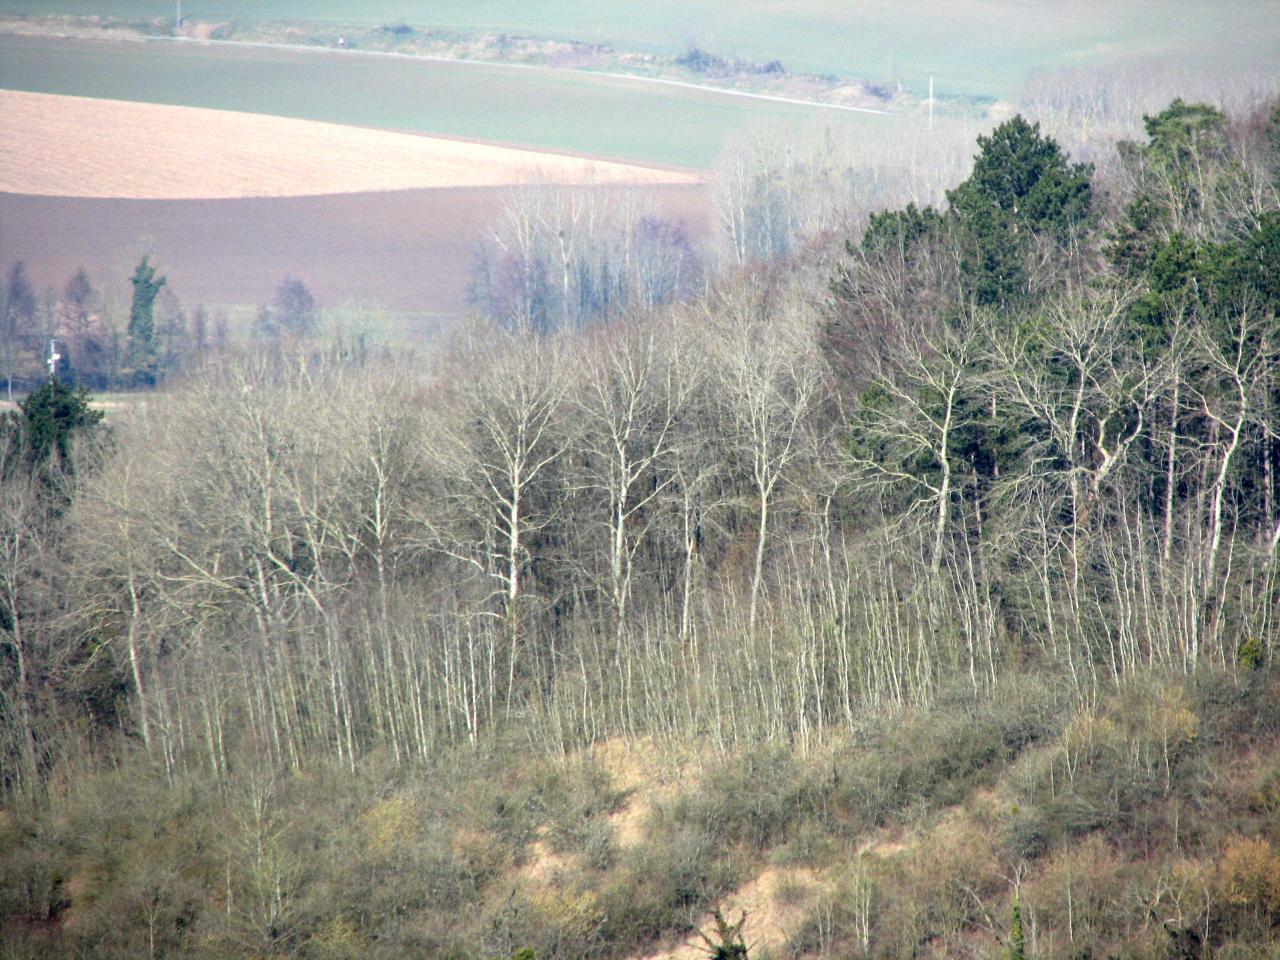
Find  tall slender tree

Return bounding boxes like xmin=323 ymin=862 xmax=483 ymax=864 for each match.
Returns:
xmin=125 ymin=257 xmax=166 ymax=387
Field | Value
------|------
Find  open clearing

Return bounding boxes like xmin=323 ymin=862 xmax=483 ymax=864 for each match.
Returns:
xmin=0 ymin=34 xmax=892 ymax=169
xmin=0 ymin=90 xmax=698 ymax=199
xmin=2 ymin=0 xmax=1275 ymax=98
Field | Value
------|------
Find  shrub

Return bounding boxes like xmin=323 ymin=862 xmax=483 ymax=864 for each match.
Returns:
xmin=1217 ymin=836 xmax=1280 ymax=936
xmin=1239 ymin=636 xmax=1265 ymax=672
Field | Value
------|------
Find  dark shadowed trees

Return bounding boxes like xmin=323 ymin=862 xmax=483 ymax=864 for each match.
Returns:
xmin=125 ymin=257 xmax=166 ymax=387
xmin=274 ymin=277 xmax=318 ymax=337
xmin=3 ymin=262 xmax=39 ymax=401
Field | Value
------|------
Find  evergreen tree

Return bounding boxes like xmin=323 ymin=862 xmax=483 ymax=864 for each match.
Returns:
xmin=125 ymin=256 xmax=166 ymax=387
xmin=949 ymin=116 xmax=1092 ymax=238
xmin=3 ymin=377 xmax=103 ymax=477
xmin=1108 ymin=100 xmax=1229 ymax=275
xmin=859 ymin=202 xmax=945 ymax=257
xmin=947 ymin=116 xmax=1093 ymax=305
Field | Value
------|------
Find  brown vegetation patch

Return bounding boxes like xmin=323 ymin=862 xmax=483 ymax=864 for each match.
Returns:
xmin=520 ymin=836 xmax=578 ymax=886
xmin=636 ymin=866 xmax=826 ymax=960
xmin=593 ymin=738 xmax=692 ymax=849
xmin=0 ymin=90 xmax=700 ymax=199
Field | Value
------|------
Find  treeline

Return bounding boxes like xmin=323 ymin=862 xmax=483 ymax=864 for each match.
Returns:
xmin=0 ymin=96 xmax=1278 ymax=959
xmin=469 ymin=187 xmax=706 ymax=335
xmin=3 ymin=94 xmax=1276 ymax=786
xmin=0 ymin=262 xmax=332 ymax=395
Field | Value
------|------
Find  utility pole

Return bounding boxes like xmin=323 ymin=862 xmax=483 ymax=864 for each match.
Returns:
xmin=928 ymin=74 xmax=934 ymax=132
xmin=47 ymin=339 xmax=60 ymax=380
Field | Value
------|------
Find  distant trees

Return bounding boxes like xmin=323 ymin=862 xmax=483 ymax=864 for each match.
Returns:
xmin=470 ymin=187 xmax=703 ymax=333
xmin=272 ymin=276 xmax=318 ymax=337
xmin=125 ymin=256 xmax=166 ymax=387
xmin=252 ymin=276 xmax=320 ymax=350
xmin=59 ymin=268 xmax=108 ymax=386
xmin=2 ymin=261 xmax=39 ymax=401
xmin=714 ymin=119 xmax=980 ymax=269
xmin=0 ymin=260 xmax=328 ymax=392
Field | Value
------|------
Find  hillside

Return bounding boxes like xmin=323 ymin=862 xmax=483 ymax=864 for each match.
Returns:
xmin=2 ymin=89 xmax=1279 ymax=960
xmin=0 ymin=90 xmax=698 ymax=199
xmin=0 ymin=87 xmax=709 ymax=314
xmin=2 ymin=0 xmax=1277 ymax=98
xmin=0 ymin=33 xmax=887 ymax=169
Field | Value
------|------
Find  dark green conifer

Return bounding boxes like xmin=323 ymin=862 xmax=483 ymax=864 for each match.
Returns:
xmin=125 ymin=256 xmax=166 ymax=387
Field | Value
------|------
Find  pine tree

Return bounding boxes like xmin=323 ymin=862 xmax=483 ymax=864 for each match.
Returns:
xmin=946 ymin=116 xmax=1093 ymax=306
xmin=4 ymin=377 xmax=103 ymax=477
xmin=125 ymin=256 xmax=166 ymax=387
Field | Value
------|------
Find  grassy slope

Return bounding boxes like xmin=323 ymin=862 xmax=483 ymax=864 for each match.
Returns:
xmin=2 ymin=0 xmax=1277 ymax=97
xmin=0 ymin=34 xmax=894 ymax=169
xmin=3 ymin=667 xmax=1277 ymax=959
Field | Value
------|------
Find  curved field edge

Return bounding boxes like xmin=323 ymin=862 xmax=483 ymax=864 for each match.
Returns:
xmin=0 ymin=90 xmax=700 ymax=199
xmin=1 ymin=0 xmax=1277 ymax=98
xmin=0 ymin=34 xmax=898 ymax=170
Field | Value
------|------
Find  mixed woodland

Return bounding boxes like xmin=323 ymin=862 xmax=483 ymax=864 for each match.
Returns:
xmin=2 ymin=93 xmax=1280 ymax=959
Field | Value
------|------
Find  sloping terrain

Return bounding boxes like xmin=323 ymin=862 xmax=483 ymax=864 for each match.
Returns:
xmin=0 ymin=34 xmax=885 ymax=169
xmin=0 ymin=90 xmax=698 ymax=198
xmin=0 ymin=184 xmax=711 ymax=313
xmin=0 ymin=89 xmax=709 ymax=313
xmin=2 ymin=0 xmax=1276 ymax=97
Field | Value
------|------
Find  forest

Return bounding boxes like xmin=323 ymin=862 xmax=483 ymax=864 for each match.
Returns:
xmin=1 ymin=94 xmax=1280 ymax=959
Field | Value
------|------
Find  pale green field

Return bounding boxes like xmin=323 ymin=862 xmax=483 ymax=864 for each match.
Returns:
xmin=1 ymin=0 xmax=1276 ymax=98
xmin=0 ymin=33 xmax=895 ymax=168
xmin=0 ymin=390 xmax=150 ymax=414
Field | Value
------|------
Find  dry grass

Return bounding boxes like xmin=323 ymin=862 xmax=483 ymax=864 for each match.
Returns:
xmin=634 ymin=866 xmax=826 ymax=960
xmin=593 ymin=737 xmax=692 ymax=849
xmin=0 ymin=90 xmax=700 ymax=199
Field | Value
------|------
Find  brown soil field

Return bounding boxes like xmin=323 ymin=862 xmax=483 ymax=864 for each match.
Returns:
xmin=0 ymin=184 xmax=711 ymax=314
xmin=0 ymin=90 xmax=700 ymax=199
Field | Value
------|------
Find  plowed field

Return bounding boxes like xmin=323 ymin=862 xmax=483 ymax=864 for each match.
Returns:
xmin=0 ymin=90 xmax=698 ymax=199
xmin=0 ymin=185 xmax=711 ymax=314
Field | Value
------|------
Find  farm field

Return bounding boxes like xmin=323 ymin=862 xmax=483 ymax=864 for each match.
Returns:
xmin=0 ymin=34 xmax=892 ymax=169
xmin=0 ymin=90 xmax=699 ymax=198
xmin=0 ymin=184 xmax=712 ymax=314
xmin=2 ymin=0 xmax=1276 ymax=98
xmin=0 ymin=391 xmax=149 ymax=415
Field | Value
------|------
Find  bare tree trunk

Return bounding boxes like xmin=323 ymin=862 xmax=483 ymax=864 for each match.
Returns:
xmin=10 ymin=608 xmax=38 ymax=789
xmin=749 ymin=486 xmax=771 ymax=633
xmin=126 ymin=576 xmax=153 ymax=751
xmin=1164 ymin=373 xmax=1181 ymax=562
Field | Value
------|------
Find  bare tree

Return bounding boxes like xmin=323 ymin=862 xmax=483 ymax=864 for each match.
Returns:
xmin=413 ymin=328 xmax=572 ymax=706
xmin=709 ymin=282 xmax=823 ymax=630
xmin=573 ymin=317 xmax=688 ymax=636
